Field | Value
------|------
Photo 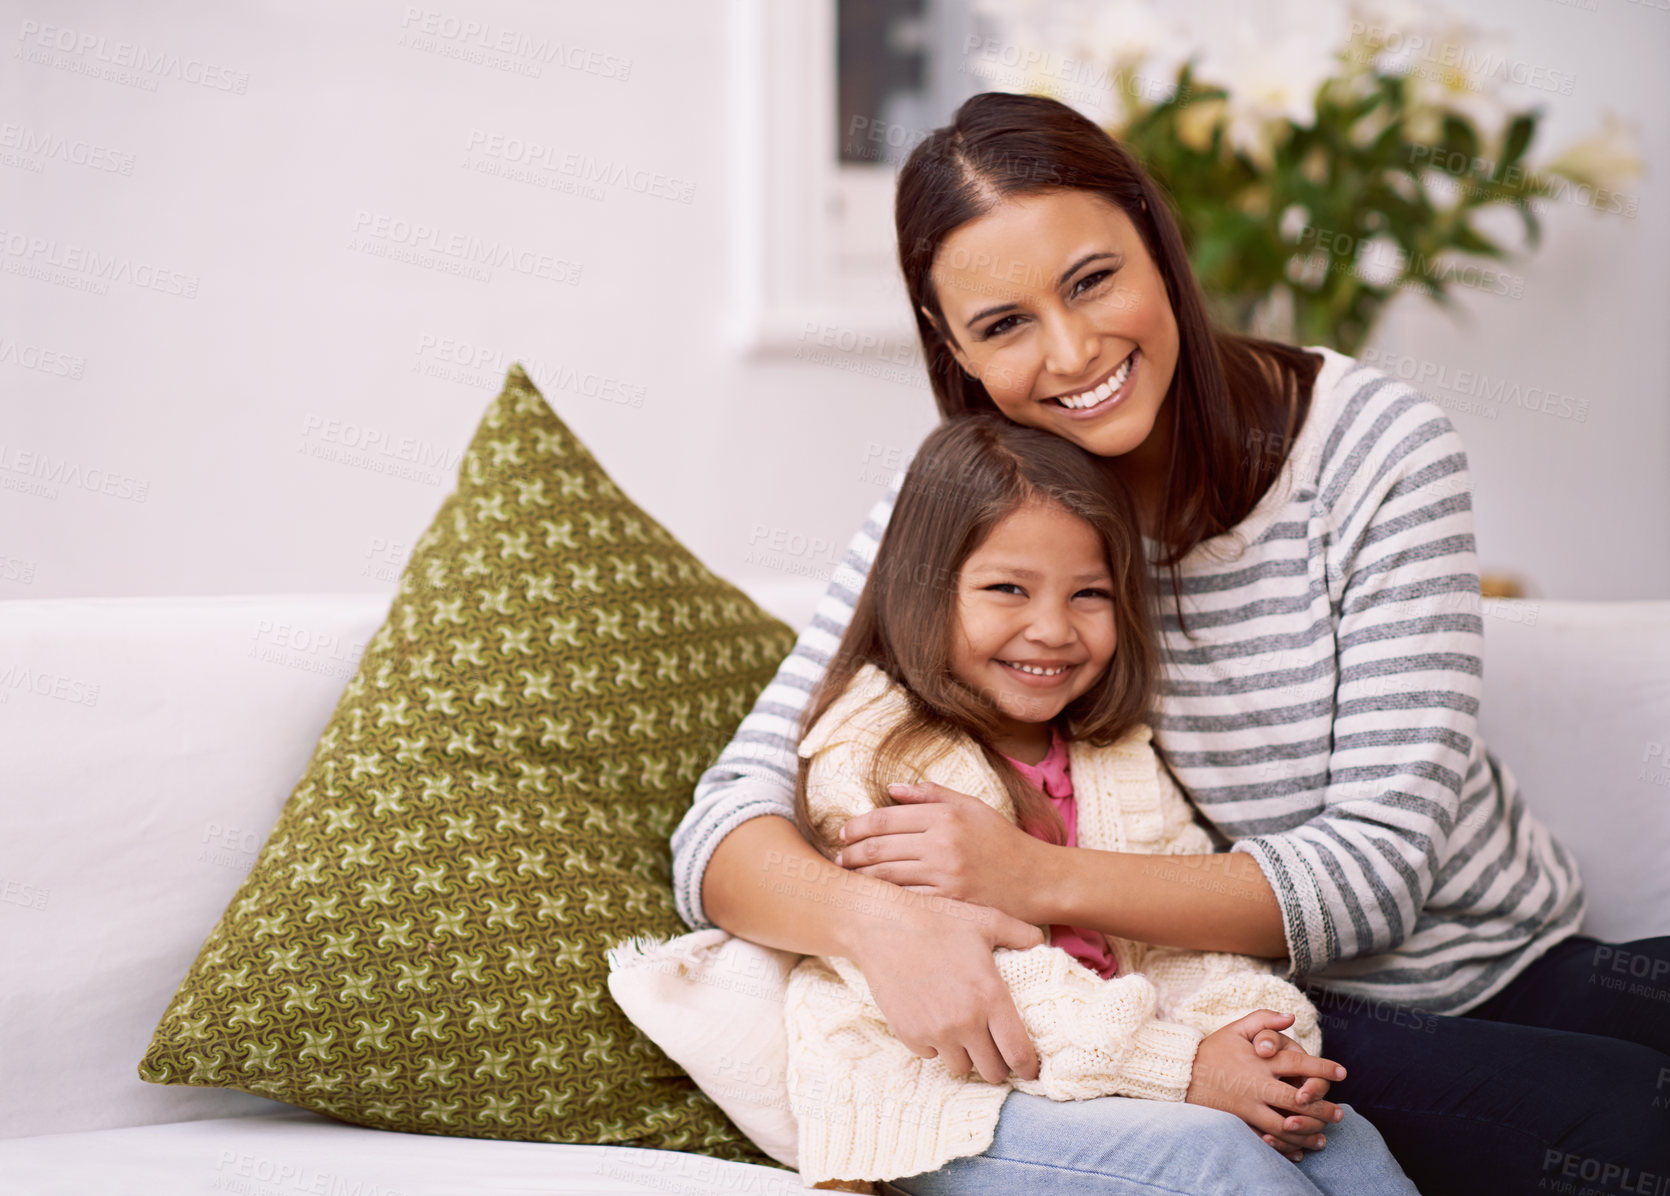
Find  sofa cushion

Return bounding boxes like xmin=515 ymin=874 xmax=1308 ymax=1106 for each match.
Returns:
xmin=606 ymin=929 xmax=803 ymax=1169
xmin=0 ymin=1109 xmax=807 ymax=1195
xmin=137 ymin=365 xmax=795 ymax=1165
xmin=0 ymin=594 xmax=385 ymax=1140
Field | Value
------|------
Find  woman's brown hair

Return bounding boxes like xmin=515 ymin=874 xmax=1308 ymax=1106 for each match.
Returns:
xmin=895 ymin=91 xmax=1321 ymax=613
xmin=793 ymin=414 xmax=1156 ymax=861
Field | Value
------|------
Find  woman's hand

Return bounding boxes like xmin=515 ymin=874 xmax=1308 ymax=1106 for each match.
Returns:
xmin=846 ymin=887 xmax=1048 ymax=1085
xmin=1185 ymin=1010 xmax=1346 ymax=1161
xmin=702 ymin=815 xmax=1046 ymax=1084
xmin=836 ymin=781 xmax=1050 ymax=921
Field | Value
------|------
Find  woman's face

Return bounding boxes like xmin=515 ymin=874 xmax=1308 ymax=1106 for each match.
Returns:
xmin=929 ymin=190 xmax=1180 ymax=463
xmin=949 ymin=498 xmax=1117 ymax=760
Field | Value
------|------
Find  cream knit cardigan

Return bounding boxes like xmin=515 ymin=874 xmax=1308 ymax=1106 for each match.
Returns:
xmin=786 ymin=662 xmax=1323 ymax=1186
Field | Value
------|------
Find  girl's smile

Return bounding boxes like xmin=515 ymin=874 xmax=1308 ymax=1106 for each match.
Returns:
xmin=950 ymin=498 xmax=1118 ymax=763
xmin=998 ymin=659 xmax=1073 ymax=680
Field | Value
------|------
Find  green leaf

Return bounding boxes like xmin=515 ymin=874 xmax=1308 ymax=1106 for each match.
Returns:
xmin=1098 ymin=44 xmax=1573 ymax=355
xmin=1449 ymin=221 xmax=1506 ymax=258
xmin=1440 ymin=115 xmax=1479 ymax=166
xmin=1499 ymin=113 xmax=1537 ymax=172
xmin=1346 ymin=90 xmax=1385 ymax=124
xmin=1408 ymin=272 xmax=1448 ymax=303
xmin=1516 ymin=198 xmax=1542 ymax=249
xmin=1369 ymin=118 xmax=1406 ymax=166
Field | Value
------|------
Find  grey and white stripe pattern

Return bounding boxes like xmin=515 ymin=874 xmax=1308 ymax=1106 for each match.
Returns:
xmin=671 ymin=347 xmax=1583 ymax=1015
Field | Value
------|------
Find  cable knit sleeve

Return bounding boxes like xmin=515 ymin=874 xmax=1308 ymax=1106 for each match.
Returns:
xmin=1140 ymin=947 xmax=1323 ymax=1056
xmin=992 ymin=946 xmax=1203 ymax=1103
xmin=798 ymin=738 xmax=874 ymax=852
xmin=793 ymin=666 xmax=918 ymax=852
xmin=1154 ymin=756 xmax=1217 ymax=856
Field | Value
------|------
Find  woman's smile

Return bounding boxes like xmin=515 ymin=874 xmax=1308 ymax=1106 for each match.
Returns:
xmin=929 ymin=189 xmax=1179 ymax=466
xmin=1046 ymin=347 xmax=1140 ymax=417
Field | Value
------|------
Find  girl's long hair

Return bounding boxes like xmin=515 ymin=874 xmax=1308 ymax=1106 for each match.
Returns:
xmin=895 ymin=92 xmax=1321 ymax=624
xmin=793 ymin=415 xmax=1156 ymax=861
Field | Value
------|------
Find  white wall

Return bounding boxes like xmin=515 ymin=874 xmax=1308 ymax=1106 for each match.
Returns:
xmin=2 ymin=0 xmax=1665 ymax=605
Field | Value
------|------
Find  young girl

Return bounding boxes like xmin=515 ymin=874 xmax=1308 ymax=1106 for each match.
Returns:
xmin=783 ymin=415 xmax=1417 ymax=1194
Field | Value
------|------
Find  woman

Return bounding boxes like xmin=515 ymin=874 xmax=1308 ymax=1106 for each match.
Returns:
xmin=672 ymin=93 xmax=1670 ymax=1195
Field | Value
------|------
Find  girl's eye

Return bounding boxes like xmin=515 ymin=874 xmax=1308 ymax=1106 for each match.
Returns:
xmin=1075 ymin=587 xmax=1113 ymax=600
xmin=984 ymin=583 xmax=1025 ymax=596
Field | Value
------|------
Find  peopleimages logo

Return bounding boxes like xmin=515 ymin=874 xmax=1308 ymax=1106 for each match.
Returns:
xmin=1359 ymin=348 xmax=1589 ymax=422
xmin=348 ymin=211 xmax=582 ymax=286
xmin=297 ymin=413 xmax=463 ymax=488
xmin=1347 ymin=23 xmax=1577 ymax=95
xmin=0 ymin=337 xmax=86 ymax=379
xmin=0 ymin=123 xmax=136 ymax=174
xmin=0 ymin=442 xmax=149 ymax=502
xmin=396 ymin=8 xmax=632 ymax=81
xmin=0 ymin=662 xmax=100 ymax=706
xmin=463 ymin=130 xmax=695 ymax=204
xmin=14 ymin=20 xmax=251 ymax=93
xmin=0 ymin=229 xmax=200 ymax=297
xmin=412 ymin=335 xmax=647 ymax=408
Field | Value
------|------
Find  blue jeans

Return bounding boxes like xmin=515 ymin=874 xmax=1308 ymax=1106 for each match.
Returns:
xmin=883 ymin=1093 xmax=1418 ymax=1195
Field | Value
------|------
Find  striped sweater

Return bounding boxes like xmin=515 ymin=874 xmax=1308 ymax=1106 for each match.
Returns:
xmin=671 ymin=346 xmax=1584 ymax=1014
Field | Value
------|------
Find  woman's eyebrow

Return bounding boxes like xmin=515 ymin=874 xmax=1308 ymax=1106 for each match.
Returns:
xmin=963 ymin=251 xmax=1121 ymax=327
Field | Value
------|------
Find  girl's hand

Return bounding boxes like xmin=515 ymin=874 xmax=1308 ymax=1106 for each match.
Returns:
xmin=1248 ymin=1026 xmax=1337 ymax=1157
xmin=836 ymin=781 xmax=1047 ymax=920
xmin=847 ymin=889 xmax=1048 ymax=1085
xmin=1185 ymin=1010 xmax=1346 ymax=1162
xmin=1254 ymin=1025 xmax=1336 ymax=1110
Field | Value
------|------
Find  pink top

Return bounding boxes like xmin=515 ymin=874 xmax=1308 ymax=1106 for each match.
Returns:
xmin=1002 ymin=726 xmax=1119 ymax=980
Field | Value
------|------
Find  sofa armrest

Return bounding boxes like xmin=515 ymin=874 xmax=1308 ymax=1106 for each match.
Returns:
xmin=1477 ymin=599 xmax=1670 ymax=943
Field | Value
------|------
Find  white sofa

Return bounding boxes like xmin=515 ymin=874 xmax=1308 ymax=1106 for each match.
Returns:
xmin=2 ymin=587 xmax=1667 ymax=1195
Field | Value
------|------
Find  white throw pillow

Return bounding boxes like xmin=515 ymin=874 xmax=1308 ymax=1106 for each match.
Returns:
xmin=606 ymin=929 xmax=802 ymax=1169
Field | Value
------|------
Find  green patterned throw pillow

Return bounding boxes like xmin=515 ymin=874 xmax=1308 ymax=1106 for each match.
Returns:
xmin=139 ymin=365 xmax=794 ymax=1165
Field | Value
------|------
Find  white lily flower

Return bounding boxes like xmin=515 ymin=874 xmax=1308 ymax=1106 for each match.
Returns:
xmin=1194 ymin=17 xmax=1344 ymax=168
xmin=1346 ymin=0 xmax=1511 ymax=140
xmin=1543 ymin=112 xmax=1645 ymax=191
xmin=969 ymin=0 xmax=1193 ymax=127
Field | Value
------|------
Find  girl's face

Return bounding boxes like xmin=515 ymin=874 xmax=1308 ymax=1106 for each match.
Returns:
xmin=929 ymin=189 xmax=1179 ymax=465
xmin=949 ymin=499 xmax=1118 ymax=759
